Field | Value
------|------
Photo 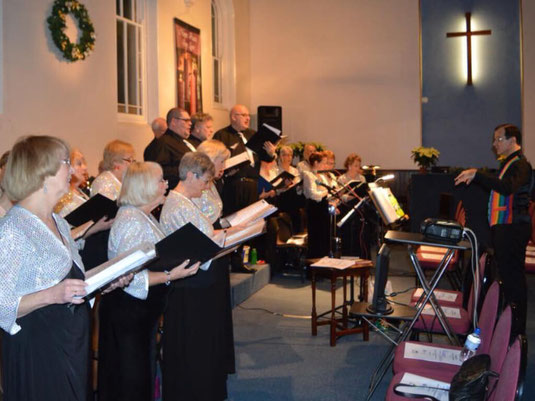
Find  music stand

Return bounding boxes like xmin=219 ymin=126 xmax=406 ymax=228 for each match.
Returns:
xmin=350 ymin=230 xmax=471 ymax=400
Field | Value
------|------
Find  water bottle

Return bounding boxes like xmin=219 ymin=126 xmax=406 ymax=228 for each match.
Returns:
xmin=460 ymin=327 xmax=481 ymax=361
xmin=250 ymin=248 xmax=258 ymax=265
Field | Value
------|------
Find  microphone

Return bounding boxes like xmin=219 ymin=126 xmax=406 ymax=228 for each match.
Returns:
xmin=315 ymin=180 xmax=334 ymax=191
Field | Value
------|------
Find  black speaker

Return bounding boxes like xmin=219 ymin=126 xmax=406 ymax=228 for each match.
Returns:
xmin=257 ymin=106 xmax=282 ymax=130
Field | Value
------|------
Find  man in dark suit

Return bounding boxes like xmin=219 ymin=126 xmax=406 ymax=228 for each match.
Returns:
xmin=214 ymin=104 xmax=276 ymax=215
xmin=146 ymin=107 xmax=197 ymax=189
xmin=214 ymin=105 xmax=277 ymax=273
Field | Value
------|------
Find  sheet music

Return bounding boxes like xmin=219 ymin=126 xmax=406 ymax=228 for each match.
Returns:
xmin=224 ymin=219 xmax=266 ymax=247
xmin=220 ymin=199 xmax=277 ymax=227
xmin=310 ymin=257 xmax=355 ymax=269
xmin=404 ymin=342 xmax=463 ymax=366
xmin=397 ymin=372 xmax=450 ymax=401
xmin=82 ymin=243 xmax=156 ymax=295
xmin=224 ymin=151 xmax=250 ymax=170
xmin=421 ymin=304 xmax=461 ymax=319
xmin=413 ymin=288 xmax=458 ymax=302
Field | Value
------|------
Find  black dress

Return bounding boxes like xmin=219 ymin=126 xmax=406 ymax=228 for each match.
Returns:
xmin=162 ymin=257 xmax=233 ymax=401
xmin=2 ymin=264 xmax=90 ymax=401
xmin=98 ymin=284 xmax=168 ymax=401
xmin=306 ymin=197 xmax=331 ymax=258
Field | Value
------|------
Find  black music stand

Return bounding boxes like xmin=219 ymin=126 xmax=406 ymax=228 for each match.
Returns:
xmin=350 ymin=230 xmax=471 ymax=400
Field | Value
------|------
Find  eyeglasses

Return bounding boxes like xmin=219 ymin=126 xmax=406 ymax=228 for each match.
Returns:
xmin=233 ymin=113 xmax=250 ymax=118
xmin=160 ymin=178 xmax=168 ymax=185
xmin=122 ymin=157 xmax=135 ymax=163
xmin=60 ymin=158 xmax=71 ymax=167
xmin=195 ymin=174 xmax=212 ymax=184
xmin=174 ymin=117 xmax=192 ymax=122
xmin=493 ymin=136 xmax=508 ymax=143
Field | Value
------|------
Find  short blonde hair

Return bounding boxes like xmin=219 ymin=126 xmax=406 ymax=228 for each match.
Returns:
xmin=3 ymin=136 xmax=70 ymax=202
xmin=196 ymin=140 xmax=230 ymax=164
xmin=118 ymin=162 xmax=162 ymax=207
xmin=279 ymin=145 xmax=293 ymax=157
xmin=100 ymin=140 xmax=134 ymax=172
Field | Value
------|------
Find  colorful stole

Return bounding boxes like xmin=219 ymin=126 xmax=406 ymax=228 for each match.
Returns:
xmin=488 ymin=155 xmax=521 ymax=226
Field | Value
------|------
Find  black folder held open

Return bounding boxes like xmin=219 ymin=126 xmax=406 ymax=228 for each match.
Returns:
xmin=64 ymin=193 xmax=118 ymax=227
xmin=146 ymin=221 xmax=266 ymax=272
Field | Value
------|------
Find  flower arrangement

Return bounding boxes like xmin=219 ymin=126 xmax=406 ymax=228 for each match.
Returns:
xmin=411 ymin=146 xmax=440 ymax=169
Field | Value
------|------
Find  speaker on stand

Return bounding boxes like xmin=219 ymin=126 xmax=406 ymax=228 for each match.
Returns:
xmin=257 ymin=106 xmax=282 ymax=130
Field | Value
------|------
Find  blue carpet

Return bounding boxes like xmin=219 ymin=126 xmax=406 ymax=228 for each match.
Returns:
xmin=227 ymin=248 xmax=535 ymax=400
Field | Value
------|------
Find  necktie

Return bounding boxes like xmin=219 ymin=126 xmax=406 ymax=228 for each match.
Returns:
xmin=237 ymin=131 xmax=255 ymax=167
xmin=183 ymin=139 xmax=197 ymax=152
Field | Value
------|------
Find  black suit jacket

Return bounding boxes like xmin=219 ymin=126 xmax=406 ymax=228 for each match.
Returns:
xmin=143 ymin=137 xmax=160 ymax=162
xmin=145 ymin=128 xmax=196 ymax=189
xmin=213 ymin=125 xmax=274 ymax=179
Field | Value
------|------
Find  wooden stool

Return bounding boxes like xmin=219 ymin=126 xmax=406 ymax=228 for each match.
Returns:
xmin=310 ymin=259 xmax=372 ymax=346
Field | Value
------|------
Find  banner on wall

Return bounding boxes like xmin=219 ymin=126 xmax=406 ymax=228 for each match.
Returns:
xmin=174 ymin=18 xmax=203 ymax=114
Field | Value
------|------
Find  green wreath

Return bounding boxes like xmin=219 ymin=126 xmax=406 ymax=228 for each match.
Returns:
xmin=47 ymin=0 xmax=95 ymax=62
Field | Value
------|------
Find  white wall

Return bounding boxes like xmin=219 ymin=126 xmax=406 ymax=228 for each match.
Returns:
xmin=248 ymin=0 xmax=421 ymax=169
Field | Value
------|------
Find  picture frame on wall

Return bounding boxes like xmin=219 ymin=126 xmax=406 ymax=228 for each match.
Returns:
xmin=174 ymin=18 xmax=203 ymax=114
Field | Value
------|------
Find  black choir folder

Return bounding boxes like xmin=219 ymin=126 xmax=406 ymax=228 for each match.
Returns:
xmin=148 ymin=219 xmax=267 ymax=272
xmin=64 ymin=193 xmax=118 ymax=227
xmin=246 ymin=123 xmax=285 ymax=158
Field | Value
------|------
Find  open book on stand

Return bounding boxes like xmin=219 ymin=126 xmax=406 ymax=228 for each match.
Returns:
xmin=220 ymin=199 xmax=277 ymax=228
xmin=81 ymin=242 xmax=156 ymax=296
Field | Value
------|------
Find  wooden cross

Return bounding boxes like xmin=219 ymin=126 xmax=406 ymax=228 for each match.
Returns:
xmin=446 ymin=12 xmax=491 ymax=85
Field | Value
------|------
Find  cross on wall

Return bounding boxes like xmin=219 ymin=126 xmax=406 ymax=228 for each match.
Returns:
xmin=446 ymin=12 xmax=492 ymax=85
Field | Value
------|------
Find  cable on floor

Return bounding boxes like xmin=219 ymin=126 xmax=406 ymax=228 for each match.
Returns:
xmin=237 ymin=305 xmax=311 ymax=319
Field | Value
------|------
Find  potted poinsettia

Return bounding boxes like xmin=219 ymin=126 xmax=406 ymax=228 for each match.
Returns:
xmin=411 ymin=146 xmax=440 ymax=172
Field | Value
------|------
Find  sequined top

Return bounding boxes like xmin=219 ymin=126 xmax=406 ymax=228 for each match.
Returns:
xmin=90 ymin=171 xmax=122 ymax=201
xmin=160 ymin=190 xmax=214 ymax=271
xmin=108 ymin=205 xmax=164 ymax=300
xmin=55 ymin=190 xmax=90 ymax=218
xmin=0 ymin=206 xmax=84 ymax=335
xmin=192 ymin=184 xmax=223 ymax=224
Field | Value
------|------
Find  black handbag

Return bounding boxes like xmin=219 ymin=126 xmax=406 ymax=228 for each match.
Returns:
xmin=393 ymin=354 xmax=498 ymax=401
xmin=449 ymin=354 xmax=498 ymax=401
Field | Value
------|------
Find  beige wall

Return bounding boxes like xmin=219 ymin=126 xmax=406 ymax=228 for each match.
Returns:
xmin=0 ymin=0 xmax=118 ymax=173
xmin=2 ymin=0 xmax=534 ymax=172
xmin=248 ymin=0 xmax=421 ymax=169
xmin=522 ymin=0 xmax=535 ymax=162
xmin=0 ymin=0 xmax=248 ymax=174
